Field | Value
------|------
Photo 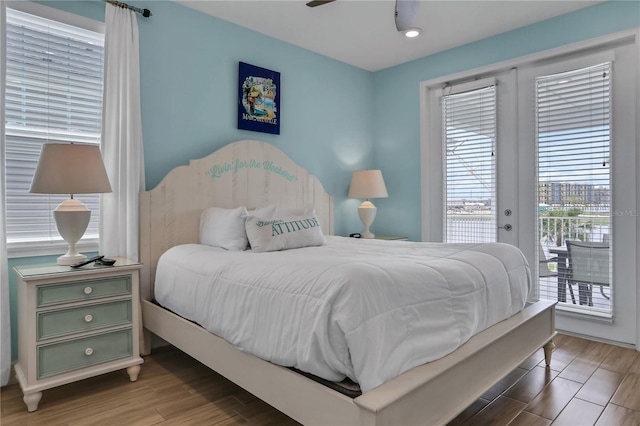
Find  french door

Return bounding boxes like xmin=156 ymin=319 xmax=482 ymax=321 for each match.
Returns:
xmin=423 ymin=69 xmax=518 ymax=248
xmin=534 ymin=61 xmax=612 ymax=312
xmin=518 ymin=46 xmax=637 ymax=344
xmin=421 ymin=39 xmax=637 ymax=345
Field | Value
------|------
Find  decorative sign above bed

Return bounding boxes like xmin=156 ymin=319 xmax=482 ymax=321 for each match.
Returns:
xmin=238 ymin=62 xmax=280 ymax=135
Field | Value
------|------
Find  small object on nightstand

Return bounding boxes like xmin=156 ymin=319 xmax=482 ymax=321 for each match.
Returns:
xmin=349 ymin=233 xmax=361 ymax=238
xmin=95 ymin=258 xmax=116 ymax=266
xmin=70 ymin=255 xmax=104 ymax=268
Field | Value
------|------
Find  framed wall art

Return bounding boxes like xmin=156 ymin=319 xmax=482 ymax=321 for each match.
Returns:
xmin=238 ymin=62 xmax=280 ymax=135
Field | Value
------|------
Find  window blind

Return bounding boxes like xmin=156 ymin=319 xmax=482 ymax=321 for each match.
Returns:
xmin=4 ymin=8 xmax=104 ymax=246
xmin=536 ymin=62 xmax=612 ymax=314
xmin=442 ymin=84 xmax=497 ymax=243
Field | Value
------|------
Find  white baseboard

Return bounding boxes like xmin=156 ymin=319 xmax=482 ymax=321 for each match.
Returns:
xmin=556 ymin=329 xmax=637 ymax=350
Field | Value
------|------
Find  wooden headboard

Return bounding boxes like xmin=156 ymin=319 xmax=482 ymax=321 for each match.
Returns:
xmin=139 ymin=140 xmax=334 ymax=300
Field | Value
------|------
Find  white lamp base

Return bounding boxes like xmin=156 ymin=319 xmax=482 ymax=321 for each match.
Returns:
xmin=57 ymin=252 xmax=87 ymax=266
xmin=53 ymin=199 xmax=91 ymax=265
xmin=358 ymin=200 xmax=377 ymax=239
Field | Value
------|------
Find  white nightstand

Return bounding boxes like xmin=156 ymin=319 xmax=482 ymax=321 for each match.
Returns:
xmin=13 ymin=258 xmax=144 ymax=412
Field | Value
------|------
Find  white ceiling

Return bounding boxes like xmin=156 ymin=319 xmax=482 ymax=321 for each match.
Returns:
xmin=175 ymin=0 xmax=604 ymax=72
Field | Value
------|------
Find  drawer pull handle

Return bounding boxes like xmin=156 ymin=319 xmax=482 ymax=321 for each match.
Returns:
xmin=84 ymin=314 xmax=93 ymax=323
xmin=84 ymin=347 xmax=94 ymax=356
xmin=83 ymin=286 xmax=93 ymax=295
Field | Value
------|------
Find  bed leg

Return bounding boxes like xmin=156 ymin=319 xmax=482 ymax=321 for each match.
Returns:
xmin=543 ymin=339 xmax=555 ymax=367
xmin=141 ymin=328 xmax=152 ymax=355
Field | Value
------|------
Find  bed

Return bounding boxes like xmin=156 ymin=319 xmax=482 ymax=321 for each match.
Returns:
xmin=139 ymin=139 xmax=556 ymax=425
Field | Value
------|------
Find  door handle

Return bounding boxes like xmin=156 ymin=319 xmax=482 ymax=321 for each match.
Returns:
xmin=500 ymin=209 xmax=513 ymax=231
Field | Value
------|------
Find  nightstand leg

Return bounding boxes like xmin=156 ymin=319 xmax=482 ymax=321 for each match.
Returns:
xmin=23 ymin=391 xmax=42 ymax=412
xmin=127 ymin=365 xmax=141 ymax=382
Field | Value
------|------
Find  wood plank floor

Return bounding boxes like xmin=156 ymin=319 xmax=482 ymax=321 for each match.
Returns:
xmin=2 ymin=333 xmax=639 ymax=425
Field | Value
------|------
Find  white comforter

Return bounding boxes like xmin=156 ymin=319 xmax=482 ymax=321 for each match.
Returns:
xmin=154 ymin=236 xmax=531 ymax=392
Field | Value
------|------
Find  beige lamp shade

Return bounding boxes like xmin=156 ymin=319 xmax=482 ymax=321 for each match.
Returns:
xmin=29 ymin=143 xmax=112 ymax=265
xmin=29 ymin=143 xmax=112 ymax=194
xmin=348 ymin=170 xmax=388 ymax=199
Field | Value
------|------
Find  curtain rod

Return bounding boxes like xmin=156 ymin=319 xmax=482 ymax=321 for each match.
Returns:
xmin=103 ymin=0 xmax=152 ymax=17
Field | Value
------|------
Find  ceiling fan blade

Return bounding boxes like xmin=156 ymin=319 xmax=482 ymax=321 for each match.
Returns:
xmin=395 ymin=0 xmax=419 ymax=31
xmin=306 ymin=0 xmax=336 ymax=7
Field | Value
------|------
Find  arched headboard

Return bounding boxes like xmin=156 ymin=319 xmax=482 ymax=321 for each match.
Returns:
xmin=139 ymin=140 xmax=334 ymax=299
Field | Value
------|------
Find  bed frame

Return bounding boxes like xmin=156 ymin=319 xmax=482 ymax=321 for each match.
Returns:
xmin=139 ymin=139 xmax=556 ymax=425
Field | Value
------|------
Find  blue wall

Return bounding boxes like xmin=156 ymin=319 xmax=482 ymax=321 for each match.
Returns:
xmin=7 ymin=0 xmax=640 ymax=361
xmin=371 ymin=0 xmax=640 ymax=242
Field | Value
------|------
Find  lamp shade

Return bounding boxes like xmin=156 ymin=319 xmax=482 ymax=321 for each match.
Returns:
xmin=348 ymin=170 xmax=388 ymax=199
xmin=29 ymin=143 xmax=112 ymax=195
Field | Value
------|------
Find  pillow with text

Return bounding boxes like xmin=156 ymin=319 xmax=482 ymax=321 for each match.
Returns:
xmin=245 ymin=213 xmax=325 ymax=252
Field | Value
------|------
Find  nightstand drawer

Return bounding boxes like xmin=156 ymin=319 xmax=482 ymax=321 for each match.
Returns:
xmin=37 ymin=328 xmax=133 ymax=380
xmin=37 ymin=300 xmax=132 ymax=341
xmin=37 ymin=276 xmax=132 ymax=307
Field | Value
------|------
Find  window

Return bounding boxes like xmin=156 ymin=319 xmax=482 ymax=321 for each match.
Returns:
xmin=536 ymin=62 xmax=612 ymax=315
xmin=4 ymin=7 xmax=105 ymax=255
xmin=442 ymin=81 xmax=497 ymax=243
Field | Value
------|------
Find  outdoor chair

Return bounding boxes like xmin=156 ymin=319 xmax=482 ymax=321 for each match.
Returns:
xmin=565 ymin=240 xmax=610 ymax=307
xmin=540 ymin=243 xmax=576 ymax=304
xmin=539 ymin=243 xmax=559 ymax=278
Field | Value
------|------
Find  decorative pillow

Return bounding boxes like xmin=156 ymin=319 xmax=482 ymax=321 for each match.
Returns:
xmin=199 ymin=206 xmax=249 ymax=251
xmin=244 ymin=205 xmax=278 ymax=249
xmin=245 ymin=213 xmax=325 ymax=252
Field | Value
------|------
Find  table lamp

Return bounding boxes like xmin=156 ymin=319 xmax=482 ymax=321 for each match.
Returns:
xmin=29 ymin=143 xmax=112 ymax=265
xmin=348 ymin=170 xmax=388 ymax=239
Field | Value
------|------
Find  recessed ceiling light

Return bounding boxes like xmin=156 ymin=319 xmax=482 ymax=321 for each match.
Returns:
xmin=404 ymin=28 xmax=421 ymax=38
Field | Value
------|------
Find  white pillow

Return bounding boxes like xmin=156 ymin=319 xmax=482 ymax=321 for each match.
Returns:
xmin=245 ymin=213 xmax=325 ymax=253
xmin=199 ymin=206 xmax=248 ymax=251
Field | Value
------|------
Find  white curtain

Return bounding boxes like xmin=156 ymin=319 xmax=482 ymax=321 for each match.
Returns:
xmin=1 ymin=1 xmax=11 ymax=387
xmin=100 ymin=4 xmax=145 ymax=261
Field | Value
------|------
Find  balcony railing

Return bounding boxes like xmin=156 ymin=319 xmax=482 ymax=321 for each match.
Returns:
xmin=445 ymin=213 xmax=610 ymax=246
xmin=538 ymin=215 xmax=610 ymax=248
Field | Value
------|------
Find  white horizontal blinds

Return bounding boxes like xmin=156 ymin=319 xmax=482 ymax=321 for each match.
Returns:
xmin=536 ymin=62 xmax=612 ymax=314
xmin=442 ymin=83 xmax=497 ymax=243
xmin=5 ymin=8 xmax=104 ymax=244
